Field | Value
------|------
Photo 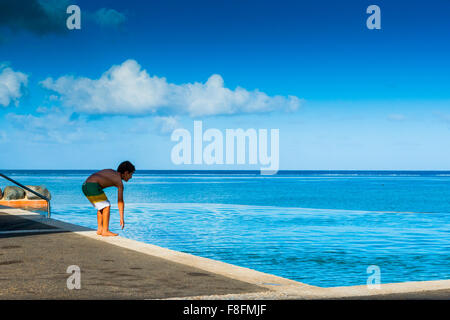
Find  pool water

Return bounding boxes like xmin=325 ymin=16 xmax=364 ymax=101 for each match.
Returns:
xmin=2 ymin=170 xmax=449 ymax=287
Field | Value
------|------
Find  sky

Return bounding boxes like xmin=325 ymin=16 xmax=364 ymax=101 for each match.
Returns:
xmin=0 ymin=0 xmax=449 ymax=170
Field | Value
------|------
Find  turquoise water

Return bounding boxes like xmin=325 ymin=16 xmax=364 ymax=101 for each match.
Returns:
xmin=2 ymin=170 xmax=449 ymax=287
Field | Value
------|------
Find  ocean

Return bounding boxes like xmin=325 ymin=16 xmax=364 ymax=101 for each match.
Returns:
xmin=1 ymin=170 xmax=449 ymax=287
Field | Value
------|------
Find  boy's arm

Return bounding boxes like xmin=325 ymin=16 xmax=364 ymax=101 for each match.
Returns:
xmin=118 ymin=183 xmax=125 ymax=229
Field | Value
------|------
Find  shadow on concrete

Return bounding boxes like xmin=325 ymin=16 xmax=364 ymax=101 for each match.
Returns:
xmin=0 ymin=212 xmax=91 ymax=238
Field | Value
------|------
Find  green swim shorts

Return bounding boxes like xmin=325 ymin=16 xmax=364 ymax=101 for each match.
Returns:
xmin=82 ymin=182 xmax=110 ymax=210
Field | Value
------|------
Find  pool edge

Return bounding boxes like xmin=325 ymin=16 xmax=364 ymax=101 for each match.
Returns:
xmin=3 ymin=208 xmax=449 ymax=300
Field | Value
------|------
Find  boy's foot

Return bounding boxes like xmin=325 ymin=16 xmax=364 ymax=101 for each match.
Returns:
xmin=96 ymin=229 xmax=103 ymax=235
xmin=101 ymin=231 xmax=118 ymax=237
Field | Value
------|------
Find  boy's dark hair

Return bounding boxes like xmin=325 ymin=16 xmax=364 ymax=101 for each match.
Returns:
xmin=117 ymin=161 xmax=135 ymax=174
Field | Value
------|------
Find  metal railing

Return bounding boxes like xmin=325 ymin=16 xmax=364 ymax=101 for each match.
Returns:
xmin=0 ymin=173 xmax=51 ymax=218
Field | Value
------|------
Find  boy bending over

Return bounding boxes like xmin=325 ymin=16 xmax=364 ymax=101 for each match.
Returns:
xmin=82 ymin=161 xmax=135 ymax=236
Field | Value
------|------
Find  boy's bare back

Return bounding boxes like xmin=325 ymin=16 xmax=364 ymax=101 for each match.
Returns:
xmin=85 ymin=169 xmax=123 ymax=189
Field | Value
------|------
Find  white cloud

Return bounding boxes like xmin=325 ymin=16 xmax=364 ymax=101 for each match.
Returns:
xmin=387 ymin=114 xmax=406 ymax=121
xmin=0 ymin=130 xmax=7 ymax=143
xmin=0 ymin=66 xmax=28 ymax=107
xmin=41 ymin=59 xmax=302 ymax=117
xmin=92 ymin=8 xmax=127 ymax=27
xmin=6 ymin=111 xmax=91 ymax=144
xmin=153 ymin=116 xmax=181 ymax=135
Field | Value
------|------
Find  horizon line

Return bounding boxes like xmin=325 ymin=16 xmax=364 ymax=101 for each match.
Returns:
xmin=2 ymin=169 xmax=450 ymax=172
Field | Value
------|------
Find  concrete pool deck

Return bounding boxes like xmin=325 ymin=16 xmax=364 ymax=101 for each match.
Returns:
xmin=0 ymin=207 xmax=449 ymax=300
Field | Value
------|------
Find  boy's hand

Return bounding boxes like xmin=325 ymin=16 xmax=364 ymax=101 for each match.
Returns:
xmin=120 ymin=218 xmax=125 ymax=229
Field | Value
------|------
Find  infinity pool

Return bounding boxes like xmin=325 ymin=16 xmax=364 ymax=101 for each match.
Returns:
xmin=4 ymin=170 xmax=450 ymax=287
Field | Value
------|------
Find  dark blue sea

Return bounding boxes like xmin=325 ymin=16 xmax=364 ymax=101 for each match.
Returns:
xmin=1 ymin=170 xmax=449 ymax=287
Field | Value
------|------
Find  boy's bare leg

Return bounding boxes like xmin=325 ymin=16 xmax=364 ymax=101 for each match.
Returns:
xmin=101 ymin=206 xmax=118 ymax=236
xmin=96 ymin=210 xmax=103 ymax=235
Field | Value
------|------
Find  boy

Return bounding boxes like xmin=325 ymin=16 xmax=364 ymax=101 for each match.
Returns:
xmin=82 ymin=161 xmax=135 ymax=236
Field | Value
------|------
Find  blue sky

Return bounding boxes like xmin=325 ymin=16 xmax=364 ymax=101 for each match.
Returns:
xmin=0 ymin=0 xmax=450 ymax=170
